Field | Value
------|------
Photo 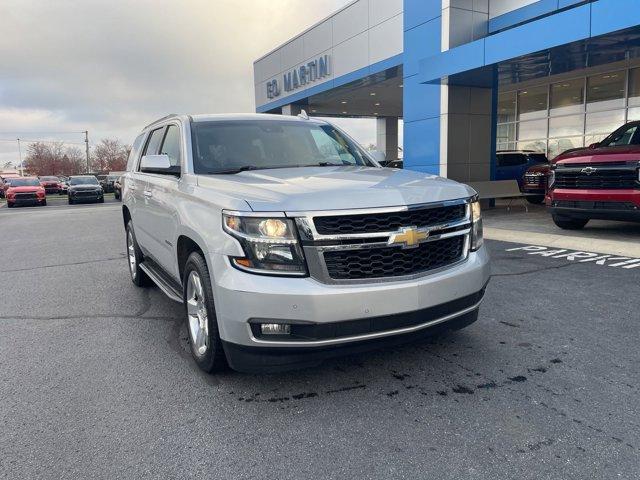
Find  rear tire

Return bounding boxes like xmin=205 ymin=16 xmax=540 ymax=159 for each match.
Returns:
xmin=552 ymin=214 xmax=589 ymax=230
xmin=526 ymin=195 xmax=545 ymax=205
xmin=126 ymin=221 xmax=150 ymax=287
xmin=183 ymin=251 xmax=226 ymax=373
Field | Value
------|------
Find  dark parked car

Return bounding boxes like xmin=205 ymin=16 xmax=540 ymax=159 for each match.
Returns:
xmin=495 ymin=150 xmax=548 ymax=188
xmin=97 ymin=174 xmax=119 ymax=193
xmin=113 ymin=175 xmax=123 ymax=200
xmin=521 ymin=163 xmax=551 ymax=204
xmin=67 ymin=176 xmax=104 ymax=204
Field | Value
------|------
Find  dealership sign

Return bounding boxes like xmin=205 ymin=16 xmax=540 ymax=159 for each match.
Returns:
xmin=266 ymin=55 xmax=331 ymax=99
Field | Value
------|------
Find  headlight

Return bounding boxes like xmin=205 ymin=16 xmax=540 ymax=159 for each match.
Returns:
xmin=548 ymin=169 xmax=556 ymax=189
xmin=470 ymin=200 xmax=483 ymax=251
xmin=223 ymin=213 xmax=307 ymax=276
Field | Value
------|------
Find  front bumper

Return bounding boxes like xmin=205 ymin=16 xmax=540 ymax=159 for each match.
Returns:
xmin=210 ymin=246 xmax=490 ymax=371
xmin=548 ymin=188 xmax=640 ymax=222
xmin=69 ymin=191 xmax=103 ymax=202
xmin=8 ymin=198 xmax=44 ymax=206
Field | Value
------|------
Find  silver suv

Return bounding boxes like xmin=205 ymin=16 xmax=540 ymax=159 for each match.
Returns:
xmin=122 ymin=113 xmax=490 ymax=373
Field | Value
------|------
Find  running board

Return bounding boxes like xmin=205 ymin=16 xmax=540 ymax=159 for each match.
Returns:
xmin=139 ymin=261 xmax=183 ymax=303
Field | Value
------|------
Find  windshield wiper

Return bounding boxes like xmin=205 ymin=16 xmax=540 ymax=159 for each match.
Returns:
xmin=207 ymin=166 xmax=261 ymax=174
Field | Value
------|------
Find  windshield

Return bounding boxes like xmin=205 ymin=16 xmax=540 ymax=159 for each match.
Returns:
xmin=69 ymin=177 xmax=98 ymax=185
xmin=190 ymin=120 xmax=373 ymax=174
xmin=9 ymin=178 xmax=41 ymax=187
xmin=40 ymin=176 xmax=59 ymax=182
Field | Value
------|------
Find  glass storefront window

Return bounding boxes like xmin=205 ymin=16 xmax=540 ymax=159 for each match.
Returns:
xmin=548 ymin=136 xmax=583 ymax=159
xmin=587 ymin=71 xmax=625 ymax=112
xmin=585 ymin=109 xmax=625 ymax=135
xmin=518 ymin=86 xmax=548 ymax=121
xmin=549 ymin=114 xmax=584 ymax=138
xmin=498 ymin=91 xmax=516 ymax=123
xmin=496 ymin=142 xmax=516 ymax=151
xmin=518 ymin=119 xmax=547 ymax=140
xmin=627 ymin=106 xmax=640 ymax=121
xmin=497 ymin=123 xmax=516 ymax=144
xmin=584 ymin=133 xmax=609 ymax=147
xmin=550 ymin=79 xmax=584 ymax=116
xmin=517 ymin=140 xmax=547 ymax=153
xmin=629 ymin=68 xmax=640 ymax=107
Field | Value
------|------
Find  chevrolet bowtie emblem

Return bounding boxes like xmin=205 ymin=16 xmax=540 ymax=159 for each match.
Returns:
xmin=388 ymin=227 xmax=429 ymax=249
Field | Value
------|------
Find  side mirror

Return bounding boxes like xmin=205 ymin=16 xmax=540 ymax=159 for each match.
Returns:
xmin=588 ymin=142 xmax=599 ymax=149
xmin=140 ymin=154 xmax=178 ymax=174
xmin=370 ymin=150 xmax=386 ymax=165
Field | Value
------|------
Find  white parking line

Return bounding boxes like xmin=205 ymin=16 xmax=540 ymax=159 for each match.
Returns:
xmin=506 ymin=245 xmax=640 ymax=269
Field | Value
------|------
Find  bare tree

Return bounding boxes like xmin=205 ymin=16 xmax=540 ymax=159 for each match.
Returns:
xmin=23 ymin=142 xmax=87 ymax=176
xmin=92 ymin=138 xmax=130 ymax=173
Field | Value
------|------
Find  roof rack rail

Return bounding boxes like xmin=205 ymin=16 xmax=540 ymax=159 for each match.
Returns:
xmin=143 ymin=114 xmax=179 ymax=130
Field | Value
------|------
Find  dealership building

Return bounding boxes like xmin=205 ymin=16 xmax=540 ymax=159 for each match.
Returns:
xmin=254 ymin=0 xmax=640 ymax=182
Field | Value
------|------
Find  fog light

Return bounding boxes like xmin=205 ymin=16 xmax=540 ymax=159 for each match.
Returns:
xmin=260 ymin=323 xmax=291 ymax=335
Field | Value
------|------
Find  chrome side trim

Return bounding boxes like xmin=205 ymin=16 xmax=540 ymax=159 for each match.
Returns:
xmin=247 ymin=297 xmax=484 ymax=347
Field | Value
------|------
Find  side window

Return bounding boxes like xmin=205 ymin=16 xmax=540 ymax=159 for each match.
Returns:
xmin=607 ymin=125 xmax=637 ymax=146
xmin=126 ymin=133 xmax=146 ymax=171
xmin=159 ymin=125 xmax=181 ymax=168
xmin=143 ymin=127 xmax=165 ymax=157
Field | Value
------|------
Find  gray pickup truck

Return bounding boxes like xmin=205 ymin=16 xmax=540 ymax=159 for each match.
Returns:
xmin=122 ymin=113 xmax=490 ymax=373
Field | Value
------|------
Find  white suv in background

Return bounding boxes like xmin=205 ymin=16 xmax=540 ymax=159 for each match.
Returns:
xmin=122 ymin=113 xmax=490 ymax=373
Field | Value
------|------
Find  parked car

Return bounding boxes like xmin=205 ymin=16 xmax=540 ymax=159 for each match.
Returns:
xmin=113 ymin=175 xmax=123 ymax=200
xmin=1 ymin=176 xmax=22 ymax=198
xmin=67 ymin=175 xmax=104 ymax=204
xmin=58 ymin=179 xmax=69 ymax=195
xmin=39 ymin=176 xmax=61 ymax=194
xmin=548 ymin=121 xmax=640 ymax=229
xmin=495 ymin=150 xmax=548 ymax=188
xmin=521 ymin=163 xmax=551 ymax=204
xmin=5 ymin=177 xmax=46 ymax=208
xmin=122 ymin=113 xmax=489 ymax=374
xmin=99 ymin=174 xmax=119 ymax=193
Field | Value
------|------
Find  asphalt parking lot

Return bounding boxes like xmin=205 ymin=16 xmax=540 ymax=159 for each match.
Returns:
xmin=1 ymin=203 xmax=638 ymax=479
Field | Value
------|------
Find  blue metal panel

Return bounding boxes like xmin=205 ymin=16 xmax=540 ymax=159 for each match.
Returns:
xmin=489 ymin=0 xmax=560 ymax=33
xmin=403 ymin=75 xmax=440 ymax=123
xmin=404 ymin=17 xmax=441 ymax=78
xmin=591 ymin=0 xmax=640 ymax=37
xmin=403 ymin=117 xmax=441 ymax=175
xmin=404 ymin=0 xmax=442 ymax=32
xmin=419 ymin=39 xmax=485 ymax=85
xmin=558 ymin=0 xmax=586 ymax=6
xmin=484 ymin=5 xmax=591 ymax=64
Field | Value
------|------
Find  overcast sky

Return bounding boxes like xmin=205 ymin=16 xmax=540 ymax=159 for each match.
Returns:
xmin=0 ymin=0 xmax=383 ymax=166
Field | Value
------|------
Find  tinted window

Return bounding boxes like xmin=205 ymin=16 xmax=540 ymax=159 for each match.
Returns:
xmin=69 ymin=177 xmax=99 ymax=185
xmin=191 ymin=120 xmax=371 ymax=174
xmin=143 ymin=127 xmax=165 ymax=157
xmin=8 ymin=178 xmax=41 ymax=187
xmin=160 ymin=125 xmax=181 ymax=168
xmin=497 ymin=153 xmax=527 ymax=167
xmin=527 ymin=153 xmax=548 ymax=164
xmin=601 ymin=124 xmax=639 ymax=147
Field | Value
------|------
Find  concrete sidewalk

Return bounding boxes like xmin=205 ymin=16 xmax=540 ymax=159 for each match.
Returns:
xmin=483 ymin=201 xmax=640 ymax=258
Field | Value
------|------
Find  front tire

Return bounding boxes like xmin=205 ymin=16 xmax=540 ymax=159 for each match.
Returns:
xmin=40 ymin=200 xmax=47 ymax=207
xmin=552 ymin=214 xmax=589 ymax=230
xmin=7 ymin=202 xmax=14 ymax=208
xmin=126 ymin=221 xmax=150 ymax=287
xmin=183 ymin=252 xmax=226 ymax=373
xmin=526 ymin=195 xmax=545 ymax=205
xmin=68 ymin=198 xmax=74 ymax=205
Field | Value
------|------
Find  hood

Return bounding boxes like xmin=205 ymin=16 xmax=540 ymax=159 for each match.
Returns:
xmin=196 ymin=166 xmax=474 ymax=212
xmin=526 ymin=163 xmax=551 ymax=174
xmin=8 ymin=186 xmax=43 ymax=193
xmin=69 ymin=184 xmax=101 ymax=191
xmin=554 ymin=145 xmax=640 ymax=165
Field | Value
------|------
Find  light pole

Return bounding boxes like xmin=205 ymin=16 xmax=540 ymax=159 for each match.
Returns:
xmin=17 ymin=138 xmax=23 ymax=176
xmin=84 ymin=130 xmax=91 ymax=173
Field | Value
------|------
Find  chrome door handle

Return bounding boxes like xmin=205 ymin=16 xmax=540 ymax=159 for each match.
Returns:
xmin=143 ymin=190 xmax=153 ymax=198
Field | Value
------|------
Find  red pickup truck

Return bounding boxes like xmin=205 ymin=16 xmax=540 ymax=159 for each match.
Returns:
xmin=547 ymin=121 xmax=640 ymax=229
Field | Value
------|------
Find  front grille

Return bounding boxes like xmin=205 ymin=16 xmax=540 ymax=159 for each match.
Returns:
xmin=323 ymin=235 xmax=465 ymax=280
xmin=555 ymin=167 xmax=638 ymax=189
xmin=75 ymin=190 xmax=98 ymax=197
xmin=15 ymin=193 xmax=36 ymax=199
xmin=313 ymin=204 xmax=466 ymax=235
xmin=554 ymin=200 xmax=638 ymax=211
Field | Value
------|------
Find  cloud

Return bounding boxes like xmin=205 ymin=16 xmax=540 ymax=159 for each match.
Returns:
xmin=0 ymin=0 xmax=362 ymax=164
